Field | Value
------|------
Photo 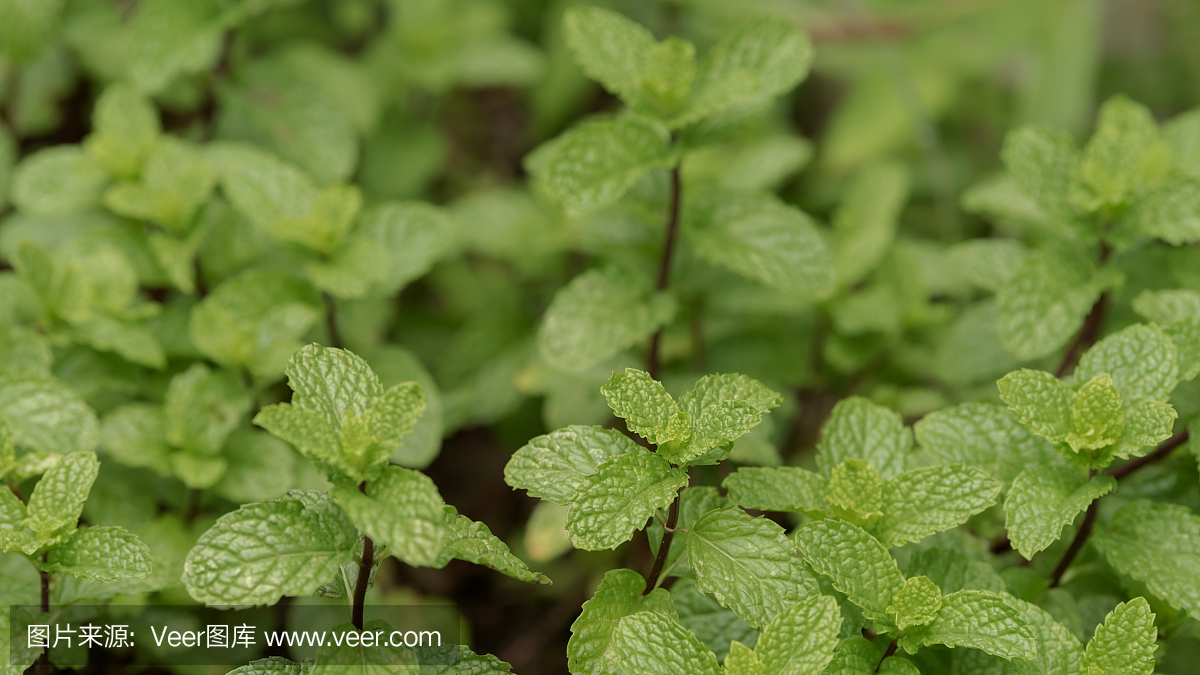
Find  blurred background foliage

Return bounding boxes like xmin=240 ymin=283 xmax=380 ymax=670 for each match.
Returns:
xmin=2 ymin=0 xmax=1200 ymax=673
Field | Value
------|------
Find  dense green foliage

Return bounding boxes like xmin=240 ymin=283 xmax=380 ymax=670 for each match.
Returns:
xmin=2 ymin=1 xmax=1200 ymax=674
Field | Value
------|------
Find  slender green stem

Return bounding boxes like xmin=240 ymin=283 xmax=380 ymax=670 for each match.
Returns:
xmin=351 ymin=482 xmax=374 ymax=630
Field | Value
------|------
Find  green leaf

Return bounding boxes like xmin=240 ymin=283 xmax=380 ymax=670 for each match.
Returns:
xmin=539 ymin=269 xmax=676 ymax=374
xmin=357 ymin=202 xmax=455 ymax=295
xmin=1109 ymin=400 xmax=1176 ymax=460
xmin=816 ymin=397 xmax=912 ymax=480
xmin=887 ymin=575 xmax=942 ymax=631
xmin=0 ymin=365 xmax=99 ymax=454
xmin=304 ymin=236 xmax=390 ymax=300
xmin=1131 ymin=289 xmax=1200 ymax=324
xmin=72 ymin=316 xmax=167 ymax=370
xmin=253 ymin=404 xmax=345 ymax=476
xmin=189 ymin=269 xmax=322 ymax=379
xmin=24 ymin=451 xmax=98 ymax=538
xmin=672 ymin=373 xmax=781 ymax=464
xmin=125 ymin=0 xmax=223 ymax=94
xmin=227 ymin=657 xmax=309 ymax=675
xmin=688 ymin=506 xmax=818 ymax=630
xmin=1074 ymin=323 xmax=1180 ymax=406
xmin=678 ymin=17 xmax=813 ymax=127
xmin=600 ymin=368 xmax=685 ymax=446
xmin=98 ymin=403 xmax=171 ymax=474
xmin=170 ymin=452 xmax=227 ymax=489
xmin=285 ymin=342 xmax=379 ymax=423
xmin=561 ymin=7 xmax=657 ymax=110
xmin=505 ymin=425 xmax=644 ymax=505
xmin=11 ymin=146 xmax=109 ymax=215
xmin=827 ymin=459 xmax=883 ymax=529
xmin=1000 ymin=126 xmax=1080 ymax=223
xmin=998 ymin=249 xmax=1100 ymax=360
xmin=182 ymin=491 xmax=360 ymax=606
xmin=647 ymin=486 xmax=726 ymax=581
xmin=1124 ymin=178 xmax=1200 ymax=245
xmin=43 ymin=525 xmax=152 ymax=582
xmin=206 ymin=142 xmax=360 ymax=254
xmin=641 ymin=37 xmax=696 ymax=117
xmin=1082 ymin=597 xmax=1156 ymax=675
xmin=878 ymin=658 xmax=919 ymax=675
xmin=1008 ymin=598 xmax=1084 ymax=675
xmin=1069 ymin=94 xmax=1170 ymax=212
xmin=1093 ymin=501 xmax=1200 ymax=617
xmin=723 ymin=641 xmax=763 ymax=675
xmin=1004 ymin=465 xmax=1116 ymax=559
xmin=686 ymin=189 xmax=834 ymax=299
xmin=670 ymin=578 xmax=757 ymax=661
xmin=998 ymin=369 xmax=1075 ymax=444
xmin=914 ymin=403 xmax=1058 ymax=485
xmin=722 ymin=466 xmax=827 ymax=516
xmin=945 ymin=239 xmax=1027 ymax=293
xmin=103 ymin=137 xmax=216 ymax=234
xmin=567 ymin=568 xmax=676 ymax=675
xmin=213 ymin=428 xmax=298 ymax=503
xmin=526 ymin=116 xmax=676 ymax=217
xmin=566 ymin=453 xmax=687 ymax=550
xmin=832 ymin=161 xmax=911 ymax=288
xmin=612 ymin=610 xmax=720 ymax=675
xmin=793 ymin=518 xmax=904 ymax=630
xmin=872 ymin=465 xmax=1002 ymax=548
xmin=0 ymin=0 xmax=66 ymax=64
xmin=898 ymin=590 xmax=1038 ymax=661
xmin=1066 ymin=374 xmax=1124 ymax=452
xmin=82 ymin=82 xmax=161 ymax=178
xmin=333 ymin=465 xmax=445 ymax=567
xmin=434 ymin=505 xmax=548 ymax=585
xmin=903 ymin=548 xmax=1005 ymax=595
xmin=754 ymin=594 xmax=841 ymax=675
xmin=164 ymin=363 xmax=252 ymax=455
xmin=820 ymin=637 xmax=878 ymax=675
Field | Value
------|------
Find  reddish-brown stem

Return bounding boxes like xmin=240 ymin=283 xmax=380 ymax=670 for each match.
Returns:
xmin=1108 ymin=430 xmax=1189 ymax=481
xmin=1055 ymin=293 xmax=1108 ymax=378
xmin=38 ymin=551 xmax=51 ymax=675
xmin=642 ymin=488 xmax=682 ymax=595
xmin=645 ymin=163 xmax=682 ymax=381
xmin=875 ymin=639 xmax=898 ymax=672
xmin=351 ymin=482 xmax=374 ymax=630
xmin=1049 ymin=495 xmax=1098 ymax=588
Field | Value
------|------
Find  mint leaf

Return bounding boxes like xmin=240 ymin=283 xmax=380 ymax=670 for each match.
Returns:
xmin=164 ymin=363 xmax=252 ymax=456
xmin=997 ymin=249 xmax=1100 ymax=360
xmin=1074 ymin=323 xmax=1180 ymax=405
xmin=612 ymin=610 xmax=720 ymax=675
xmin=600 ymin=368 xmax=684 ymax=446
xmin=647 ymin=486 xmax=725 ymax=580
xmin=435 ymin=505 xmax=549 ymax=585
xmin=103 ymin=137 xmax=215 ymax=234
xmin=872 ymin=465 xmax=1001 ymax=548
xmin=820 ymin=637 xmax=878 ymax=675
xmin=898 ymin=590 xmax=1037 ymax=661
xmin=1131 ymin=289 xmax=1200 ymax=324
xmin=816 ymin=397 xmax=912 ymax=480
xmin=539 ymin=269 xmax=676 ymax=373
xmin=1008 ymin=598 xmax=1084 ymax=675
xmin=688 ymin=506 xmax=817 ymax=630
xmin=1093 ymin=501 xmax=1200 ymax=617
xmin=997 ymin=369 xmax=1075 ymax=444
xmin=1001 ymin=126 xmax=1079 ymax=223
xmin=686 ymin=189 xmax=834 ymax=298
xmin=1082 ymin=597 xmax=1156 ymax=675
xmin=886 ymin=576 xmax=942 ymax=631
xmin=903 ymin=548 xmax=1005 ymax=595
xmin=794 ymin=518 xmax=903 ymax=630
xmin=722 ymin=641 xmax=762 ymax=675
xmin=182 ymin=491 xmax=360 ymax=606
xmin=11 ymin=146 xmax=109 ymax=215
xmin=1109 ymin=400 xmax=1176 ymax=460
xmin=44 ymin=525 xmax=152 ymax=582
xmin=673 ymin=373 xmax=781 ymax=464
xmin=333 ymin=466 xmax=445 ymax=567
xmin=189 ymin=269 xmax=322 ymax=379
xmin=914 ymin=403 xmax=1058 ymax=485
xmin=568 ymin=568 xmax=676 ymax=675
xmin=640 ymin=37 xmax=696 ymax=117
xmin=945 ymin=239 xmax=1027 ymax=293
xmin=125 ymin=0 xmax=222 ymax=94
xmin=566 ymin=453 xmax=686 ymax=550
xmin=357 ymin=202 xmax=455 ymax=295
xmin=1069 ymin=94 xmax=1170 ymax=212
xmin=1124 ymin=178 xmax=1200 ymax=245
xmin=253 ymin=404 xmax=345 ymax=477
xmin=679 ymin=17 xmax=813 ymax=127
xmin=722 ymin=466 xmax=827 ymax=516
xmin=1004 ymin=465 xmax=1116 ymax=559
xmin=827 ymin=459 xmax=883 ymax=529
xmin=0 ymin=365 xmax=99 ymax=454
xmin=286 ymin=344 xmax=384 ymax=426
xmin=24 ymin=451 xmax=98 ymax=538
xmin=670 ymin=578 xmax=756 ymax=661
xmin=82 ymin=82 xmax=160 ymax=178
xmin=561 ymin=7 xmax=657 ymax=110
xmin=754 ymin=594 xmax=841 ymax=675
xmin=206 ymin=142 xmax=360 ymax=254
xmin=213 ymin=429 xmax=298 ymax=503
xmin=304 ymin=236 xmax=390 ymax=300
xmin=505 ymin=425 xmax=644 ymax=505
xmin=0 ymin=0 xmax=65 ymax=64
xmin=832 ymin=161 xmax=911 ymax=288
xmin=526 ymin=116 xmax=675 ymax=217
xmin=1065 ymin=374 xmax=1124 ymax=452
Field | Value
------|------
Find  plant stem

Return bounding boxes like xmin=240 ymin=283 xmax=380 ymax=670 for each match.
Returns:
xmin=1108 ymin=430 xmax=1189 ymax=480
xmin=1054 ymin=243 xmax=1111 ymax=378
xmin=875 ymin=639 xmax=898 ymax=672
xmin=351 ymin=482 xmax=374 ymax=630
xmin=645 ymin=162 xmax=682 ymax=381
xmin=324 ymin=292 xmax=343 ymax=350
xmin=38 ymin=552 xmax=51 ymax=675
xmin=1049 ymin=495 xmax=1098 ymax=588
xmin=642 ymin=487 xmax=682 ymax=595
